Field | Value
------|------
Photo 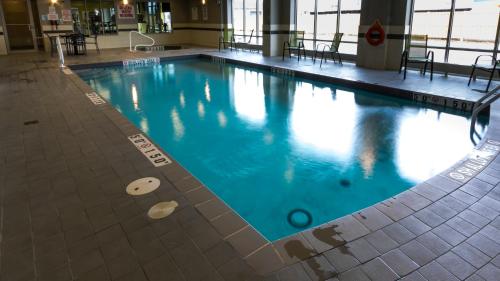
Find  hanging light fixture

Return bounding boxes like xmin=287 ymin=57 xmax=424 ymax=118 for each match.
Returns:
xmin=51 ymin=0 xmax=57 ymax=4
xmin=202 ymin=0 xmax=206 ymax=5
xmin=123 ymin=0 xmax=128 ymax=5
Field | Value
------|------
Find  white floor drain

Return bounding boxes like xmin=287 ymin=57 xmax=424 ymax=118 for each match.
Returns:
xmin=147 ymin=201 xmax=179 ymax=219
xmin=126 ymin=177 xmax=160 ymax=195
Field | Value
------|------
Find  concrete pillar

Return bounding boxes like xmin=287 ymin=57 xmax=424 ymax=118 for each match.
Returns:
xmin=356 ymin=0 xmax=412 ymax=70
xmin=262 ymin=0 xmax=294 ymax=57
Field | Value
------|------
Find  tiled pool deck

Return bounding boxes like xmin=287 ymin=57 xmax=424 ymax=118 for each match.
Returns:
xmin=0 ymin=47 xmax=499 ymax=281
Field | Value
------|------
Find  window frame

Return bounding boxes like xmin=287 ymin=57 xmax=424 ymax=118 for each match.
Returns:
xmin=409 ymin=0 xmax=500 ymax=65
xmin=294 ymin=0 xmax=361 ymax=54
xmin=231 ymin=0 xmax=263 ymax=45
xmin=71 ymin=0 xmax=118 ymax=36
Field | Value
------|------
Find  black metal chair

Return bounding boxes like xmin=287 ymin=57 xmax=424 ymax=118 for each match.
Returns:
xmin=468 ymin=55 xmax=500 ymax=92
xmin=399 ymin=34 xmax=434 ymax=81
xmin=283 ymin=31 xmax=306 ymax=61
xmin=313 ymin=33 xmax=343 ymax=67
xmin=72 ymin=33 xmax=87 ymax=55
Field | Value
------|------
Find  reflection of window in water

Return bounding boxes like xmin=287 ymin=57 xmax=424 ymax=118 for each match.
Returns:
xmin=136 ymin=1 xmax=172 ymax=33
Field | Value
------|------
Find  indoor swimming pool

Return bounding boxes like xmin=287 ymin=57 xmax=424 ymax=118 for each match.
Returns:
xmin=76 ymin=58 xmax=488 ymax=241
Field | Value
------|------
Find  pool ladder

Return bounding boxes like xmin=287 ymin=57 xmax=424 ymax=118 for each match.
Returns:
xmin=470 ymin=85 xmax=500 ymax=142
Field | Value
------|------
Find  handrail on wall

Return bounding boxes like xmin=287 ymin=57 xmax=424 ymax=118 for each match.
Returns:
xmin=129 ymin=31 xmax=155 ymax=52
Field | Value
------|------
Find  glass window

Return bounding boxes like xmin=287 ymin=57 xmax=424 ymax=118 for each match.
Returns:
xmin=245 ymin=0 xmax=257 ymax=39
xmin=231 ymin=0 xmax=263 ymax=45
xmin=296 ymin=0 xmax=316 ymax=49
xmin=70 ymin=0 xmax=117 ymax=35
xmin=316 ymin=0 xmax=338 ymax=42
xmin=448 ymin=0 xmax=499 ymax=65
xmin=257 ymin=0 xmax=263 ymax=44
xmin=411 ymin=0 xmax=452 ymax=62
xmin=136 ymin=1 xmax=172 ymax=33
xmin=338 ymin=0 xmax=360 ymax=55
xmin=294 ymin=0 xmax=360 ymax=54
xmin=233 ymin=0 xmax=244 ymax=36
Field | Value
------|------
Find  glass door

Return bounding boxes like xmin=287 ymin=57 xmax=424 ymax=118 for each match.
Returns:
xmin=1 ymin=0 xmax=36 ymax=51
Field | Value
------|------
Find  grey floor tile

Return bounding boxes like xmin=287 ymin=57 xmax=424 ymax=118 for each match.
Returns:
xmin=338 ymin=267 xmax=370 ymax=281
xmin=436 ymin=251 xmax=476 ymax=280
xmin=364 ymin=229 xmax=399 ymax=254
xmin=353 ymin=207 xmax=393 ymax=231
xmin=301 ymin=255 xmax=339 ymax=281
xmin=334 ymin=215 xmax=371 ymax=242
xmin=476 ymin=263 xmax=500 ymax=281
xmin=381 ymin=249 xmax=419 ymax=276
xmin=344 ymin=238 xmax=380 ymax=263
xmin=323 ymin=245 xmax=360 ymax=273
xmin=431 ymin=223 xmax=467 ymax=246
xmin=400 ymin=271 xmax=428 ymax=281
xmin=399 ymin=216 xmax=431 ymax=236
xmin=399 ymin=240 xmax=437 ymax=266
xmin=452 ymin=242 xmax=491 ymax=269
xmin=382 ymin=222 xmax=416 ymax=244
xmin=417 ymin=232 xmax=453 ymax=256
xmin=418 ymin=261 xmax=460 ymax=281
xmin=466 ymin=233 xmax=500 ymax=258
xmin=361 ymin=257 xmax=399 ymax=281
xmin=277 ymin=263 xmax=313 ymax=281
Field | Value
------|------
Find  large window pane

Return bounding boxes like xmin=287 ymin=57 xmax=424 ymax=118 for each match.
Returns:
xmin=448 ymin=0 xmax=499 ymax=65
xmin=296 ymin=0 xmax=315 ymax=49
xmin=245 ymin=0 xmax=257 ymax=40
xmin=338 ymin=0 xmax=360 ymax=55
xmin=233 ymin=0 xmax=245 ymax=37
xmin=316 ymin=0 xmax=338 ymax=42
xmin=100 ymin=0 xmax=116 ymax=34
xmin=411 ymin=0 xmax=452 ymax=62
xmin=71 ymin=0 xmax=88 ymax=34
xmin=257 ymin=0 xmax=263 ymax=44
xmin=136 ymin=1 xmax=172 ymax=33
xmin=70 ymin=0 xmax=117 ymax=35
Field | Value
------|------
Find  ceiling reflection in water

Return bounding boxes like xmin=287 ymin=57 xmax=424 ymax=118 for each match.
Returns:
xmin=78 ymin=60 xmax=488 ymax=241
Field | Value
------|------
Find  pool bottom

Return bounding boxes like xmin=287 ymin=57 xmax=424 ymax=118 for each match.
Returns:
xmin=75 ymin=57 xmax=487 ymax=241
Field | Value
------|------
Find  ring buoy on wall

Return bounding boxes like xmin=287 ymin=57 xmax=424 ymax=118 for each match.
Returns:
xmin=365 ymin=20 xmax=385 ymax=46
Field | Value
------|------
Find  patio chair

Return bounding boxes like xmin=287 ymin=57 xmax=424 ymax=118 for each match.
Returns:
xmin=73 ymin=33 xmax=87 ymax=55
xmin=399 ymin=34 xmax=434 ymax=81
xmin=468 ymin=55 xmax=500 ymax=92
xmin=219 ymin=28 xmax=235 ymax=52
xmin=238 ymin=29 xmax=255 ymax=52
xmin=313 ymin=33 xmax=343 ymax=67
xmin=85 ymin=33 xmax=100 ymax=53
xmin=282 ymin=31 xmax=306 ymax=61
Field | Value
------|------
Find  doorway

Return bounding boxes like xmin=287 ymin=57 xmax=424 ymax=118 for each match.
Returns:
xmin=1 ymin=0 xmax=38 ymax=51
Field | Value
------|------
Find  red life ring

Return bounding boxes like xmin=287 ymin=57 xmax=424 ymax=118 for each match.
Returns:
xmin=365 ymin=20 xmax=385 ymax=46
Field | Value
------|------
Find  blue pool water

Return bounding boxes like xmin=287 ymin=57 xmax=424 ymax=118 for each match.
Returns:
xmin=76 ymin=59 xmax=487 ymax=241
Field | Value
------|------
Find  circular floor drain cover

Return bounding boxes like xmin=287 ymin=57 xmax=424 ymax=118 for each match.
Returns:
xmin=148 ymin=201 xmax=179 ymax=219
xmin=126 ymin=177 xmax=160 ymax=195
xmin=287 ymin=209 xmax=313 ymax=228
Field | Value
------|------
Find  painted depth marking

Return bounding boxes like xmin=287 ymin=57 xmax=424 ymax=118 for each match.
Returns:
xmin=85 ymin=92 xmax=106 ymax=105
xmin=447 ymin=139 xmax=500 ymax=183
xmin=128 ymin=134 xmax=171 ymax=167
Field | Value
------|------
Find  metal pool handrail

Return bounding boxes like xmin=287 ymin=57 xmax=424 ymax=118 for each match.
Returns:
xmin=470 ymin=85 xmax=500 ymax=141
xmin=56 ymin=36 xmax=65 ymax=68
xmin=129 ymin=31 xmax=155 ymax=52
